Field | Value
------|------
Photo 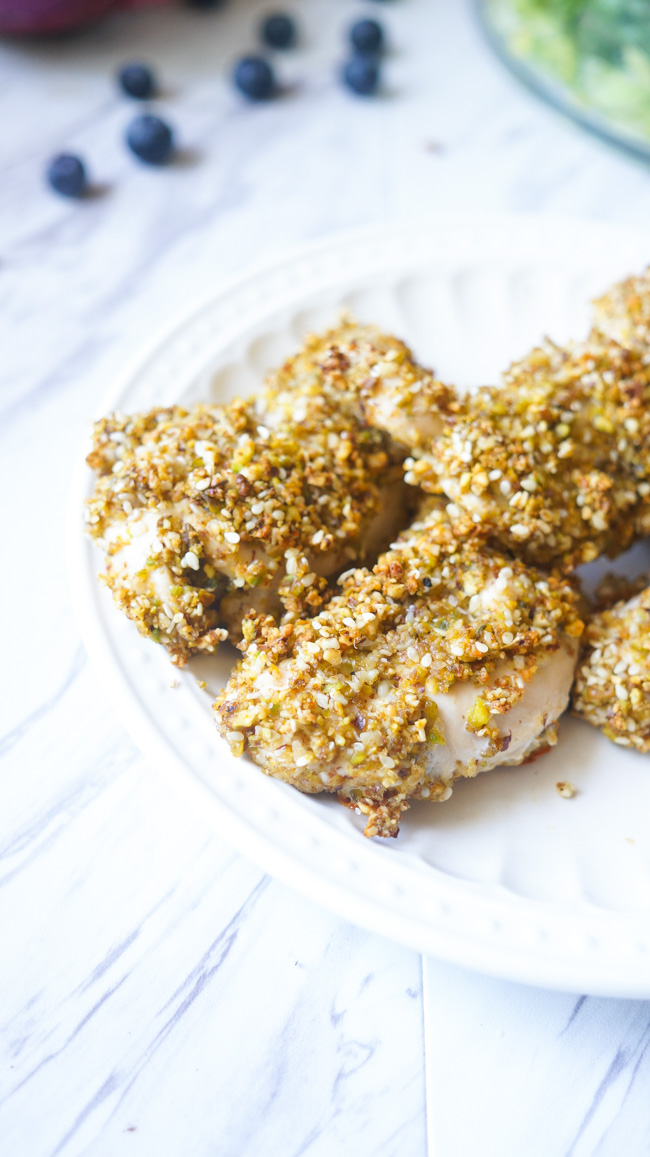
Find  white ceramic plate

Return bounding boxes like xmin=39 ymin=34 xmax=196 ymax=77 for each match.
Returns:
xmin=69 ymin=216 xmax=650 ymax=998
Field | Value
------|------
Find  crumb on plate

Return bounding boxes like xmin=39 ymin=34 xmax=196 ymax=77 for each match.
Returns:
xmin=556 ymin=781 xmax=577 ymax=798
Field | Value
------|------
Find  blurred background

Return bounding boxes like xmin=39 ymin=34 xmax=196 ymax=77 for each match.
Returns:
xmin=5 ymin=1 xmax=650 ymax=434
xmin=6 ymin=0 xmax=650 ymax=413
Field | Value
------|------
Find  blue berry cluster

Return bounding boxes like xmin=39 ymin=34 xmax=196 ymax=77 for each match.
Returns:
xmin=233 ymin=9 xmax=388 ymax=102
xmin=232 ymin=11 xmax=296 ymax=101
xmin=344 ymin=18 xmax=385 ymax=96
xmin=46 ymin=5 xmax=389 ymax=198
xmin=47 ymin=56 xmax=175 ymax=197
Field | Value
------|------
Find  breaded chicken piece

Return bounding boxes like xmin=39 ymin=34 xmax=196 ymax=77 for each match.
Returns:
xmin=215 ymin=504 xmax=584 ymax=837
xmin=85 ymin=401 xmax=407 ymax=665
xmin=85 ymin=321 xmax=441 ymax=665
xmin=403 ymin=334 xmax=650 ymax=571
xmin=258 ymin=316 xmax=457 ymax=451
xmin=593 ymin=267 xmax=650 ymax=352
xmin=573 ymin=583 xmax=650 ymax=752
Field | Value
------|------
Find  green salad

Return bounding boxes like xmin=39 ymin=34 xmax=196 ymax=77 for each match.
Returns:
xmin=484 ymin=0 xmax=650 ymax=144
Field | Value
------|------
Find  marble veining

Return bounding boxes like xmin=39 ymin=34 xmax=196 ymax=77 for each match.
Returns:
xmin=424 ymin=961 xmax=650 ymax=1157
xmin=3 ymin=0 xmax=650 ymax=1154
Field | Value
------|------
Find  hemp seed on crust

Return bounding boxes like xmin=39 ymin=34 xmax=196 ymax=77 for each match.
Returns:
xmin=594 ymin=267 xmax=650 ymax=353
xmin=404 ymin=336 xmax=650 ymax=572
xmin=573 ymin=584 xmax=650 ymax=752
xmin=260 ymin=316 xmax=457 ymax=453
xmin=215 ymin=504 xmax=584 ymax=838
xmin=84 ymin=320 xmax=443 ymax=664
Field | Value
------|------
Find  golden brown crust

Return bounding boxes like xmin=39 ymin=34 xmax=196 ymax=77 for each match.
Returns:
xmin=573 ymin=584 xmax=650 ymax=752
xmin=215 ymin=505 xmax=584 ymax=837
xmin=84 ymin=320 xmax=431 ymax=663
xmin=85 ymin=276 xmax=650 ymax=838
xmin=405 ymin=337 xmax=650 ymax=571
xmin=593 ymin=268 xmax=650 ymax=352
xmin=260 ymin=316 xmax=457 ymax=451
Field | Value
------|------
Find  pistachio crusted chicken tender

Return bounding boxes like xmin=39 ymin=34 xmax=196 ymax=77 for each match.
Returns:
xmin=404 ymin=334 xmax=650 ymax=572
xmin=593 ymin=267 xmax=650 ymax=352
xmin=215 ymin=505 xmax=584 ymax=838
xmin=573 ymin=583 xmax=650 ymax=752
xmin=84 ymin=320 xmax=445 ymax=664
xmin=261 ymin=316 xmax=456 ymax=451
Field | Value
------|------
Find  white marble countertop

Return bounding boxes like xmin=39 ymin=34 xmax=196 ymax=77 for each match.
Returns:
xmin=3 ymin=1 xmax=650 ymax=1154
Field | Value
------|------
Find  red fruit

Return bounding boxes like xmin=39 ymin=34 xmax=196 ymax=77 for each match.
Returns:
xmin=0 ymin=0 xmax=165 ymax=35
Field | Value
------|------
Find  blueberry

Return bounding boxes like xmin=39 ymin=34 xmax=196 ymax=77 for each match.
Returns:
xmin=46 ymin=153 xmax=88 ymax=198
xmin=342 ymin=56 xmax=380 ymax=96
xmin=261 ymin=12 xmax=296 ymax=49
xmin=233 ymin=56 xmax=275 ymax=100
xmin=118 ymin=62 xmax=156 ymax=100
xmin=126 ymin=114 xmax=174 ymax=164
xmin=350 ymin=18 xmax=384 ymax=56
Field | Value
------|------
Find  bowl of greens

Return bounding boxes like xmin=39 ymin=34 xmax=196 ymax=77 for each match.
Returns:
xmin=478 ymin=0 xmax=650 ymax=162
